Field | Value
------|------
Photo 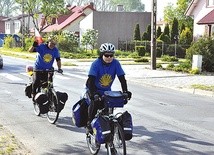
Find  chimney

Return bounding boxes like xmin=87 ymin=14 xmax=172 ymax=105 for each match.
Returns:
xmin=90 ymin=2 xmax=94 ymax=9
xmin=116 ymin=5 xmax=124 ymax=12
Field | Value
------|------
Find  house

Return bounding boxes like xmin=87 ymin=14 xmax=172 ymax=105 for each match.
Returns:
xmin=3 ymin=14 xmax=40 ymax=35
xmin=156 ymin=19 xmax=167 ymax=32
xmin=0 ymin=16 xmax=7 ymax=33
xmin=80 ymin=11 xmax=151 ymax=49
xmin=41 ymin=3 xmax=95 ymax=34
xmin=185 ymin=0 xmax=214 ymax=39
xmin=3 ymin=2 xmax=151 ymax=50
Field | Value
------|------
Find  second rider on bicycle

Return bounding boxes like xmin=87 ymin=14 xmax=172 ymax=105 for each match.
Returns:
xmin=28 ymin=35 xmax=63 ymax=100
xmin=85 ymin=42 xmax=132 ymax=134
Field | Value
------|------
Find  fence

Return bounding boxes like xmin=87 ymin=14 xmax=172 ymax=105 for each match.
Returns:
xmin=118 ymin=40 xmax=191 ymax=58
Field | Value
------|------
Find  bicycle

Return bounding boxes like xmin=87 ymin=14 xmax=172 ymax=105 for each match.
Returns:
xmin=83 ymin=90 xmax=128 ymax=155
xmin=28 ymin=68 xmax=62 ymax=124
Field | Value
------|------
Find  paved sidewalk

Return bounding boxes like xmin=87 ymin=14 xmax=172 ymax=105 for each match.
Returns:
xmin=123 ymin=65 xmax=214 ymax=97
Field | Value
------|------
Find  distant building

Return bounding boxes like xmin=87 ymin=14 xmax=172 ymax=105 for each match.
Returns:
xmin=0 ymin=16 xmax=7 ymax=33
xmin=80 ymin=11 xmax=151 ymax=49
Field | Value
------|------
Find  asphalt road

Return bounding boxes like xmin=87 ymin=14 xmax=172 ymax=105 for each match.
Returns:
xmin=0 ymin=56 xmax=214 ymax=155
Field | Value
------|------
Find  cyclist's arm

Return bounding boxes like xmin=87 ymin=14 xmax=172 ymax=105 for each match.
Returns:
xmin=29 ymin=41 xmax=38 ymax=53
xmin=118 ymin=75 xmax=127 ymax=92
xmin=86 ymin=75 xmax=97 ymax=97
xmin=56 ymin=58 xmax=61 ymax=70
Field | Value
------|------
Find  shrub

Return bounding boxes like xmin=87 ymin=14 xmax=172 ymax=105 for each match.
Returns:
xmin=3 ymin=36 xmax=13 ymax=48
xmin=166 ymin=44 xmax=185 ymax=58
xmin=156 ymin=63 xmax=162 ymax=69
xmin=186 ymin=37 xmax=214 ymax=72
xmin=189 ymin=68 xmax=200 ymax=74
xmin=166 ymin=63 xmax=175 ymax=70
xmin=161 ymin=55 xmax=178 ymax=62
xmin=136 ymin=46 xmax=146 ymax=56
xmin=134 ymin=57 xmax=149 ymax=63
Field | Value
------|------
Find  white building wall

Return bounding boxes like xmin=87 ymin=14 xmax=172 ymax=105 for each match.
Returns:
xmin=79 ymin=12 xmax=94 ymax=46
xmin=191 ymin=0 xmax=214 ymax=37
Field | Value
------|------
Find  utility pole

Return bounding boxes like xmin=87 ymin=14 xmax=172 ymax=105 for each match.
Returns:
xmin=151 ymin=0 xmax=157 ymax=70
xmin=22 ymin=0 xmax=25 ymax=47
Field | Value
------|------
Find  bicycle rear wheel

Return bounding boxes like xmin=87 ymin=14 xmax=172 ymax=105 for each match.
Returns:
xmin=33 ymin=102 xmax=40 ymax=116
xmin=46 ymin=89 xmax=59 ymax=124
xmin=86 ymin=133 xmax=100 ymax=155
xmin=108 ymin=122 xmax=126 ymax=155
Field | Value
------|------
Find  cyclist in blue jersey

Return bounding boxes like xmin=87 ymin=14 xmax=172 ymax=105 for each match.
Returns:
xmin=28 ymin=35 xmax=63 ymax=99
xmin=85 ymin=42 xmax=132 ymax=133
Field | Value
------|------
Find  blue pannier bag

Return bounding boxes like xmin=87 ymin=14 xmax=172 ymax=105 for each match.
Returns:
xmin=117 ymin=111 xmax=133 ymax=140
xmin=72 ymin=98 xmax=88 ymax=127
xmin=103 ymin=91 xmax=127 ymax=108
xmin=91 ymin=116 xmax=111 ymax=144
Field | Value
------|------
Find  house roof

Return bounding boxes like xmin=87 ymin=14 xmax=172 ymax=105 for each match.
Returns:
xmin=2 ymin=14 xmax=28 ymax=21
xmin=197 ymin=9 xmax=214 ymax=24
xmin=185 ymin=0 xmax=199 ymax=16
xmin=42 ymin=4 xmax=95 ymax=32
xmin=0 ymin=16 xmax=7 ymax=20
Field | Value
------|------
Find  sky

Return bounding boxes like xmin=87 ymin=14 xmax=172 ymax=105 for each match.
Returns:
xmin=141 ymin=0 xmax=177 ymax=20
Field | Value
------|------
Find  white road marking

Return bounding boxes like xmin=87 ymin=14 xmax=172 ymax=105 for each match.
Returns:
xmin=1 ymin=72 xmax=86 ymax=82
xmin=0 ymin=73 xmax=23 ymax=81
xmin=55 ymin=74 xmax=70 ymax=79
xmin=63 ymin=72 xmax=87 ymax=80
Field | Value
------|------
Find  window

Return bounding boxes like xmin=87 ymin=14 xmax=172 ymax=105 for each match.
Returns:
xmin=207 ymin=0 xmax=214 ymax=6
xmin=6 ymin=23 xmax=10 ymax=30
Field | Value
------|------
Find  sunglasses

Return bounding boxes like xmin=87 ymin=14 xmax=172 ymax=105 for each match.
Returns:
xmin=104 ymin=54 xmax=114 ymax=58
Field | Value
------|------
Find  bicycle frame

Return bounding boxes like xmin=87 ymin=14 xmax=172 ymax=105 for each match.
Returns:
xmin=31 ymin=69 xmax=61 ymax=124
xmin=85 ymin=91 xmax=128 ymax=155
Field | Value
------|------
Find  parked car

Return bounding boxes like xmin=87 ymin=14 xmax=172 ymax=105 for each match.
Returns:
xmin=0 ymin=55 xmax=3 ymax=69
xmin=0 ymin=33 xmax=21 ymax=47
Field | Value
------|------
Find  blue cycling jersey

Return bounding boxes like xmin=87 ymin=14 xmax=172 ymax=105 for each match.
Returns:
xmin=88 ymin=58 xmax=125 ymax=95
xmin=34 ymin=44 xmax=60 ymax=70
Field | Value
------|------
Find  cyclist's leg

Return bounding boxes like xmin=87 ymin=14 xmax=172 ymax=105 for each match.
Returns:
xmin=32 ymin=72 xmax=40 ymax=100
xmin=86 ymin=100 xmax=94 ymax=133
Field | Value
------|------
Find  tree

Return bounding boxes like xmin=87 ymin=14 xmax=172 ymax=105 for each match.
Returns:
xmin=180 ymin=23 xmax=185 ymax=35
xmin=157 ymin=26 xmax=162 ymax=38
xmin=179 ymin=27 xmax=193 ymax=45
xmin=141 ymin=24 xmax=151 ymax=41
xmin=170 ymin=17 xmax=179 ymax=43
xmin=16 ymin=0 xmax=67 ymax=33
xmin=133 ymin=23 xmax=141 ymax=41
xmin=0 ymin=0 xmax=19 ymax=17
xmin=81 ymin=29 xmax=98 ymax=52
xmin=163 ymin=23 xmax=170 ymax=37
xmin=65 ymin=0 xmax=145 ymax=12
xmin=141 ymin=32 xmax=148 ymax=41
xmin=175 ymin=0 xmax=193 ymax=29
xmin=146 ymin=24 xmax=151 ymax=41
xmin=163 ymin=3 xmax=176 ymax=25
xmin=164 ymin=0 xmax=193 ymax=32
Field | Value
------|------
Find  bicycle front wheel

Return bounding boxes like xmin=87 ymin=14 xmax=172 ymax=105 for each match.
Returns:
xmin=86 ymin=133 xmax=100 ymax=155
xmin=108 ymin=122 xmax=126 ymax=155
xmin=46 ymin=89 xmax=59 ymax=124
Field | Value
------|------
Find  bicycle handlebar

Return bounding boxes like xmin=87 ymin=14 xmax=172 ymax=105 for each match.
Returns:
xmin=33 ymin=69 xmax=63 ymax=74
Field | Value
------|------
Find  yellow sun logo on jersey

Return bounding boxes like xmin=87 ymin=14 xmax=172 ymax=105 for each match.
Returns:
xmin=100 ymin=74 xmax=112 ymax=87
xmin=43 ymin=54 xmax=52 ymax=63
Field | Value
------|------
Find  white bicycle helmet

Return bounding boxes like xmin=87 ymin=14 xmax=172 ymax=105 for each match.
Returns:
xmin=100 ymin=43 xmax=115 ymax=53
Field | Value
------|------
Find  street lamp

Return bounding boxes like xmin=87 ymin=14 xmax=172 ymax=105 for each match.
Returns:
xmin=174 ymin=35 xmax=178 ymax=57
